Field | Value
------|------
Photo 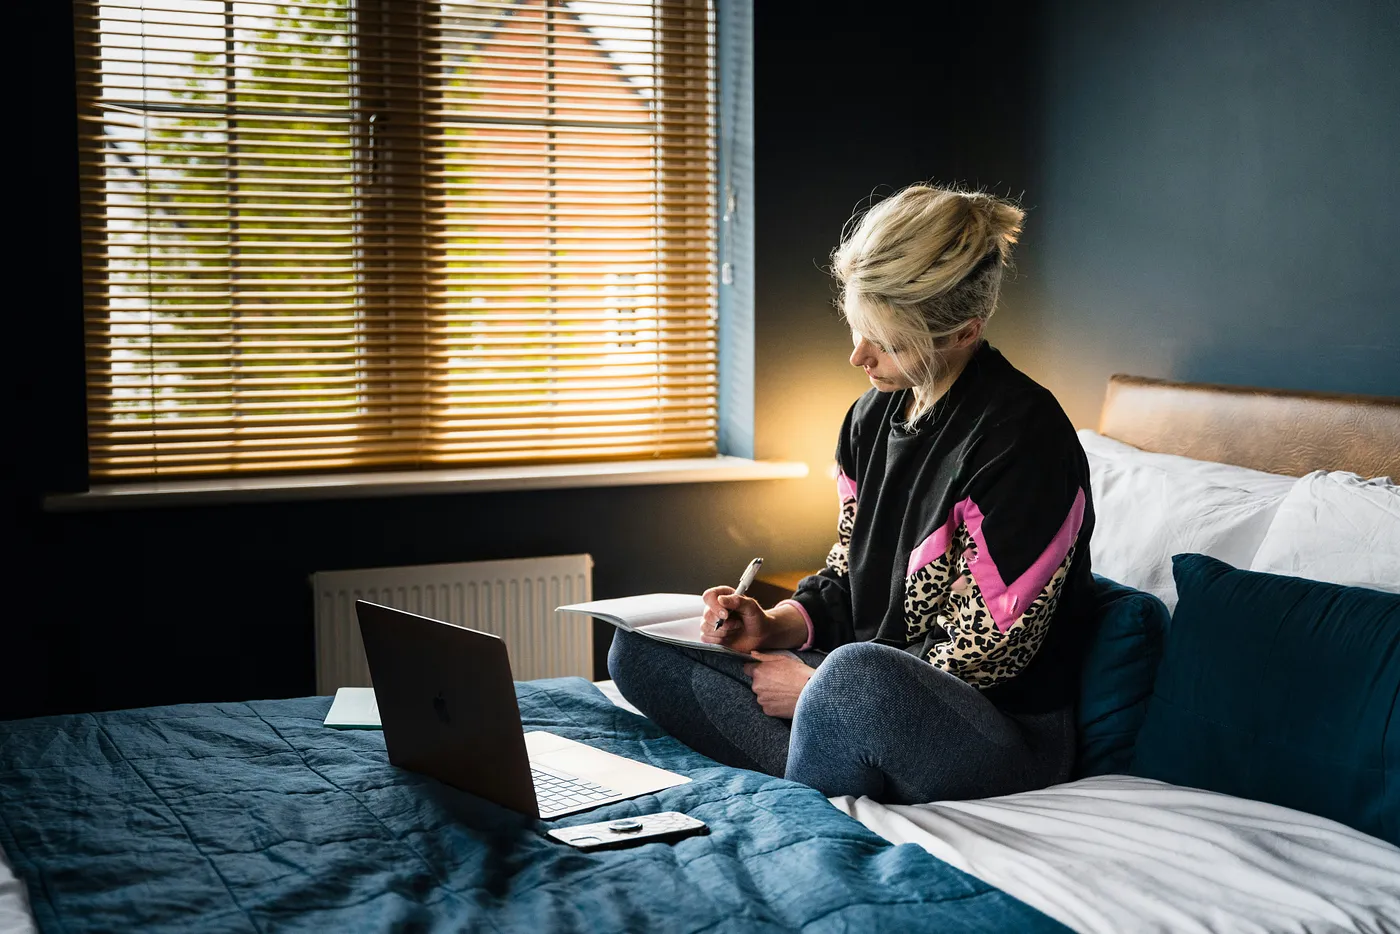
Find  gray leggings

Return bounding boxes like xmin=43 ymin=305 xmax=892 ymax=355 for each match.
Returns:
xmin=607 ymin=631 xmax=1075 ymax=804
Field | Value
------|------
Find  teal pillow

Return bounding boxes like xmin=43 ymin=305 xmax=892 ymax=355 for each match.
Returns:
xmin=1073 ymin=575 xmax=1170 ymax=778
xmin=1130 ymin=553 xmax=1400 ymax=847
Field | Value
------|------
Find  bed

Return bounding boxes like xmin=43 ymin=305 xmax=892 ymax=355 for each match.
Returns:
xmin=3 ymin=375 xmax=1399 ymax=933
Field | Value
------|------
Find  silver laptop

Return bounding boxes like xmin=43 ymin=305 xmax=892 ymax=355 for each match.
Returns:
xmin=355 ymin=600 xmax=689 ymax=819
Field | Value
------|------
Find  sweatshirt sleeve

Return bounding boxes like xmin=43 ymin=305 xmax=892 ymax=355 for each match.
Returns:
xmin=785 ymin=406 xmax=861 ymax=650
xmin=914 ymin=418 xmax=1088 ymax=687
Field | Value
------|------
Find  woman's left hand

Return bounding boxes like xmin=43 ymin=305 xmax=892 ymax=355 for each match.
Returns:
xmin=743 ymin=651 xmax=816 ymax=719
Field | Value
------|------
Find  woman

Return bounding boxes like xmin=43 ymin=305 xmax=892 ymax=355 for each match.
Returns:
xmin=609 ymin=184 xmax=1095 ymax=804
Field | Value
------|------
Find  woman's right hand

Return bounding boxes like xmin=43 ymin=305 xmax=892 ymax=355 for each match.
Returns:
xmin=700 ymin=586 xmax=773 ymax=653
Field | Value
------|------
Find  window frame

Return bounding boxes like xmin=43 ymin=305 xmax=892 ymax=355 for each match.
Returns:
xmin=54 ymin=0 xmax=765 ymax=505
xmin=69 ymin=0 xmax=755 ymax=485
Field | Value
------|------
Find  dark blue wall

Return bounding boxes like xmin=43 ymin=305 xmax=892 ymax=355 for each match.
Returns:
xmin=996 ymin=0 xmax=1400 ymax=425
xmin=753 ymin=4 xmax=1043 ymax=553
xmin=12 ymin=0 xmax=1398 ymax=720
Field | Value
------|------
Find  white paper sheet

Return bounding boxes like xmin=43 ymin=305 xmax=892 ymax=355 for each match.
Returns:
xmin=594 ymin=678 xmax=643 ymax=715
xmin=323 ymin=686 xmax=382 ymax=729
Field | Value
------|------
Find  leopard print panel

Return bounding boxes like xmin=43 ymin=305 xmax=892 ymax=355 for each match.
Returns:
xmin=902 ymin=526 xmax=966 ymax=638
xmin=824 ymin=496 xmax=858 ymax=577
xmin=928 ymin=540 xmax=1078 ymax=688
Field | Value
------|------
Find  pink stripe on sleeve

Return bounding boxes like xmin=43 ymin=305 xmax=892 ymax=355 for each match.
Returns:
xmin=962 ymin=486 xmax=1087 ymax=633
xmin=836 ymin=469 xmax=857 ymax=502
xmin=776 ymin=599 xmax=815 ymax=651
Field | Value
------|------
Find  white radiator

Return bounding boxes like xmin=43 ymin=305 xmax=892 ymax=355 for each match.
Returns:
xmin=311 ymin=554 xmax=594 ymax=694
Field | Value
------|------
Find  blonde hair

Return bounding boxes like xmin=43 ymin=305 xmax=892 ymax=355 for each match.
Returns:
xmin=832 ymin=184 xmax=1025 ymax=420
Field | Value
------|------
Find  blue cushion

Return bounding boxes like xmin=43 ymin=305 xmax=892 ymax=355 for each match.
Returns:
xmin=1130 ymin=553 xmax=1400 ymax=847
xmin=1073 ymin=575 xmax=1171 ymax=778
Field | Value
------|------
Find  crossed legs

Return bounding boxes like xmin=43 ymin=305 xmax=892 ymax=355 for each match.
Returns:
xmin=608 ymin=631 xmax=1074 ymax=804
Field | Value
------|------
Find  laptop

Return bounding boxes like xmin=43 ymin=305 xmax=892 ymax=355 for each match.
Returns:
xmin=355 ymin=600 xmax=690 ymax=819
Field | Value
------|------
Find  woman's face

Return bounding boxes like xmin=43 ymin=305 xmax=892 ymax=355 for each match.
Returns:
xmin=849 ymin=329 xmax=916 ymax=391
xmin=846 ymin=295 xmax=917 ymax=390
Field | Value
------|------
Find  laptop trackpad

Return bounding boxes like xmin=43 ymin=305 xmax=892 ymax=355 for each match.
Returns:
xmin=525 ymin=731 xmax=691 ymax=797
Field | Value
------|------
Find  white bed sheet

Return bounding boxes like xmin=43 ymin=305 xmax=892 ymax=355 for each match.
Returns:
xmin=0 ymin=844 xmax=36 ymax=934
xmin=830 ymin=776 xmax=1400 ymax=934
xmin=596 ymin=681 xmax=1400 ymax=934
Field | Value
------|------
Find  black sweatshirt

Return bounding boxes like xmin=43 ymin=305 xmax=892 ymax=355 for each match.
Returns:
xmin=785 ymin=342 xmax=1096 ymax=714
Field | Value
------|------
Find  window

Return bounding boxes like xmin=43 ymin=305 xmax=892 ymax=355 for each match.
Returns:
xmin=74 ymin=0 xmax=717 ymax=480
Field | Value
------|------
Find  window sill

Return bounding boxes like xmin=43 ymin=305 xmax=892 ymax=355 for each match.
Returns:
xmin=43 ymin=456 xmax=810 ymax=513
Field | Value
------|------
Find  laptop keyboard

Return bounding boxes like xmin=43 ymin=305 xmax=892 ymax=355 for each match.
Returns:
xmin=532 ymin=766 xmax=618 ymax=817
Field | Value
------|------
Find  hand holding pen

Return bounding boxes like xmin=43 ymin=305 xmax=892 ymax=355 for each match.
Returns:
xmin=700 ymin=557 xmax=766 ymax=651
xmin=703 ymin=558 xmax=814 ymax=655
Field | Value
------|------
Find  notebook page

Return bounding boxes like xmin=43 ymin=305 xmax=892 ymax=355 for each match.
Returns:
xmin=556 ymin=593 xmax=706 ymax=629
xmin=635 ymin=618 xmax=758 ymax=657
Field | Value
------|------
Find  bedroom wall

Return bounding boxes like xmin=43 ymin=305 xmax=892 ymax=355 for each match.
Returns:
xmin=994 ymin=0 xmax=1400 ymax=426
xmin=4 ymin=2 xmax=1035 ymax=719
xmin=752 ymin=5 xmax=1042 ymax=509
xmin=21 ymin=0 xmax=1390 ymax=721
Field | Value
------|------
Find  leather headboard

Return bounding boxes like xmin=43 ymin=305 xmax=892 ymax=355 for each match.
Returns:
xmin=1098 ymin=374 xmax=1400 ymax=479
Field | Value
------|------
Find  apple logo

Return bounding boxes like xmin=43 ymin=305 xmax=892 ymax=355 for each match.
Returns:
xmin=432 ymin=691 xmax=449 ymax=724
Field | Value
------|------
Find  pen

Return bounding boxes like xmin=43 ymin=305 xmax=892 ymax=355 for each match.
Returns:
xmin=714 ymin=557 xmax=763 ymax=633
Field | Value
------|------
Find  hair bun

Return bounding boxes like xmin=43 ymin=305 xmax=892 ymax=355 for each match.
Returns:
xmin=831 ymin=182 xmax=1022 ymax=333
xmin=961 ymin=192 xmax=1024 ymax=264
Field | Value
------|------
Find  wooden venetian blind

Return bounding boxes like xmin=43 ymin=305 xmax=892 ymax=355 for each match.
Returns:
xmin=74 ymin=0 xmax=717 ymax=480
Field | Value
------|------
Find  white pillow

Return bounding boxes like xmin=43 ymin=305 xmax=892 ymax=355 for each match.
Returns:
xmin=1078 ymin=430 xmax=1297 ymax=610
xmin=1250 ymin=470 xmax=1400 ymax=593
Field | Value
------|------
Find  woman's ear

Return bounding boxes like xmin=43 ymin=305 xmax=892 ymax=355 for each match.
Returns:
xmin=953 ymin=319 xmax=984 ymax=349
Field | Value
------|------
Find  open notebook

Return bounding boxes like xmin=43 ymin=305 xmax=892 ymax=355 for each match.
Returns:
xmin=557 ymin=593 xmax=750 ymax=658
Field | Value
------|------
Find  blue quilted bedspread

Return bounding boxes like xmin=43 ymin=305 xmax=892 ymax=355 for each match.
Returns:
xmin=0 ymin=678 xmax=1067 ymax=933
